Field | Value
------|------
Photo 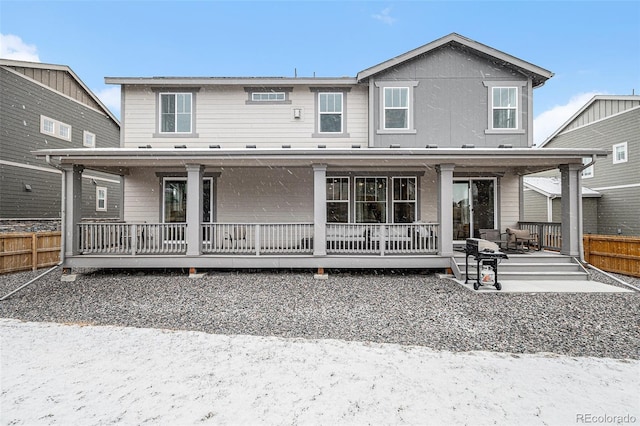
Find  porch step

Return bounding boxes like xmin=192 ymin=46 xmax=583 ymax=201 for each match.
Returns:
xmin=454 ymin=253 xmax=589 ymax=281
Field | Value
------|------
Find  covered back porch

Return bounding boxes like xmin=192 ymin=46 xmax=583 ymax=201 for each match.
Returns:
xmin=36 ymin=147 xmax=604 ymax=271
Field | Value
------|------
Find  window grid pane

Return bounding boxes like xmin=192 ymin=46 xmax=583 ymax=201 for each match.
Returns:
xmin=492 ymin=87 xmax=517 ymax=129
xmin=160 ymin=93 xmax=192 ymax=133
xmin=319 ymin=93 xmax=343 ymax=133
xmin=384 ymin=87 xmax=409 ymax=129
xmin=355 ymin=177 xmax=387 ymax=223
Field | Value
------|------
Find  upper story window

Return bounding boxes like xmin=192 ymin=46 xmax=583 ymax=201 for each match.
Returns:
xmin=613 ymin=142 xmax=628 ymax=164
xmin=492 ymin=87 xmax=517 ymax=129
xmin=375 ymin=82 xmax=417 ymax=135
xmin=160 ymin=93 xmax=192 ymax=133
xmin=311 ymin=87 xmax=350 ymax=138
xmin=245 ymin=87 xmax=293 ymax=105
xmin=483 ymin=81 xmax=526 ymax=134
xmin=83 ymin=131 xmax=96 ymax=148
xmin=384 ymin=87 xmax=409 ymax=129
xmin=319 ymin=93 xmax=343 ymax=133
xmin=252 ymin=92 xmax=285 ymax=102
xmin=40 ymin=115 xmax=72 ymax=141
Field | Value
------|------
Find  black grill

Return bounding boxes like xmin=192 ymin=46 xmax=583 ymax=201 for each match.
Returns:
xmin=465 ymin=238 xmax=508 ymax=291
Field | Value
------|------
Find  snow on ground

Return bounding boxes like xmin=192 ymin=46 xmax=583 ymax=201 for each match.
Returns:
xmin=1 ymin=318 xmax=638 ymax=425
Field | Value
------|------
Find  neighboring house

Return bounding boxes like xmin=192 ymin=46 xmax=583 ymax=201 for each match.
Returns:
xmin=523 ymin=176 xmax=600 ymax=234
xmin=34 ymin=33 xmax=606 ymax=272
xmin=530 ymin=95 xmax=640 ymax=236
xmin=0 ymin=59 xmax=121 ymax=223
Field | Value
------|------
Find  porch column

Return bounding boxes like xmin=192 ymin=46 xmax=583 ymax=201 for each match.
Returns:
xmin=185 ymin=164 xmax=203 ymax=256
xmin=313 ymin=164 xmax=327 ymax=256
xmin=437 ymin=164 xmax=455 ymax=256
xmin=61 ymin=164 xmax=83 ymax=257
xmin=560 ymin=164 xmax=582 ymax=256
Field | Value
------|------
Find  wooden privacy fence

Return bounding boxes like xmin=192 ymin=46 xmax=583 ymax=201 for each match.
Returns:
xmin=0 ymin=232 xmax=61 ymax=274
xmin=584 ymin=234 xmax=640 ymax=278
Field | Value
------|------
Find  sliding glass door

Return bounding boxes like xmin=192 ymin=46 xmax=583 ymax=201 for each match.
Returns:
xmin=453 ymin=179 xmax=496 ymax=241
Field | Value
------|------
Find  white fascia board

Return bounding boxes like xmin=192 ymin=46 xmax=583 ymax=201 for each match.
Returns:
xmin=105 ymin=77 xmax=358 ymax=86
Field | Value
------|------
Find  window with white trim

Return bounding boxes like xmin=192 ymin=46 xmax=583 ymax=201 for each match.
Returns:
xmin=492 ymin=87 xmax=518 ymax=129
xmin=326 ymin=177 xmax=349 ymax=223
xmin=40 ymin=115 xmax=72 ymax=141
xmin=319 ymin=92 xmax=343 ymax=133
xmin=83 ymin=131 xmax=96 ymax=148
xmin=392 ymin=177 xmax=416 ymax=223
xmin=96 ymin=187 xmax=107 ymax=211
xmin=582 ymin=157 xmax=594 ymax=178
xmin=162 ymin=177 xmax=214 ymax=223
xmin=384 ymin=87 xmax=409 ymax=129
xmin=160 ymin=93 xmax=192 ymax=133
xmin=252 ymin=92 xmax=285 ymax=102
xmin=613 ymin=142 xmax=628 ymax=164
xmin=355 ymin=177 xmax=387 ymax=223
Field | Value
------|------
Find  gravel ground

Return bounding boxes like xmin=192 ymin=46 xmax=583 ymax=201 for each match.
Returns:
xmin=1 ymin=267 xmax=638 ymax=359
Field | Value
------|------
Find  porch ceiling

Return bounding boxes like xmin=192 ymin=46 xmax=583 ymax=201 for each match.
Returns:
xmin=34 ymin=147 xmax=608 ymax=176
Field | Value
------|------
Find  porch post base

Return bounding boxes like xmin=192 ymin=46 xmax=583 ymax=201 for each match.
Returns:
xmin=314 ymin=267 xmax=328 ymax=280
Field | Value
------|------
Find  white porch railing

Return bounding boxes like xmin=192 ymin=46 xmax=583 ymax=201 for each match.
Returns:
xmin=78 ymin=222 xmax=187 ymax=254
xmin=77 ymin=222 xmax=439 ymax=256
xmin=326 ymin=223 xmax=439 ymax=255
xmin=519 ymin=221 xmax=562 ymax=251
xmin=202 ymin=223 xmax=314 ymax=254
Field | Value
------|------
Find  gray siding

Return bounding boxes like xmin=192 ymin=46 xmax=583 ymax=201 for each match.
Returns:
xmin=582 ymin=198 xmax=598 ymax=235
xmin=523 ymin=189 xmax=548 ymax=222
xmin=542 ymin=107 xmax=640 ymax=236
xmin=369 ymin=45 xmax=531 ymax=149
xmin=0 ymin=67 xmax=121 ymax=219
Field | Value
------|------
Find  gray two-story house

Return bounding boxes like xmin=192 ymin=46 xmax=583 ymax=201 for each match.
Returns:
xmin=34 ymin=33 xmax=605 ymax=274
xmin=526 ymin=95 xmax=640 ymax=236
xmin=0 ymin=59 xmax=121 ymax=224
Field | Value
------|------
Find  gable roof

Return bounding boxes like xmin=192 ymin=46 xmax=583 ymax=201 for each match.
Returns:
xmin=356 ymin=33 xmax=554 ymax=87
xmin=538 ymin=95 xmax=640 ymax=148
xmin=523 ymin=176 xmax=600 ymax=198
xmin=0 ymin=58 xmax=120 ymax=126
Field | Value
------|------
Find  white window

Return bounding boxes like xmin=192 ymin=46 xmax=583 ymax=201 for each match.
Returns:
xmin=492 ymin=87 xmax=518 ymax=129
xmin=40 ymin=115 xmax=72 ymax=141
xmin=384 ymin=87 xmax=409 ymax=129
xmin=392 ymin=177 xmax=416 ymax=223
xmin=251 ymin=92 xmax=285 ymax=102
xmin=83 ymin=131 xmax=96 ymax=148
xmin=319 ymin=93 xmax=343 ymax=133
xmin=160 ymin=93 xmax=192 ymax=133
xmin=355 ymin=177 xmax=387 ymax=223
xmin=42 ymin=117 xmax=55 ymax=134
xmin=162 ymin=177 xmax=214 ymax=223
xmin=326 ymin=177 xmax=349 ymax=223
xmin=582 ymin=157 xmax=594 ymax=178
xmin=96 ymin=187 xmax=107 ymax=211
xmin=613 ymin=142 xmax=628 ymax=164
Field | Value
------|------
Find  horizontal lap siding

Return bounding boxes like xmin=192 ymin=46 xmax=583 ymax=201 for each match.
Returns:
xmin=500 ymin=174 xmax=520 ymax=230
xmin=523 ymin=189 xmax=548 ymax=222
xmin=217 ymin=167 xmax=314 ymax=223
xmin=122 ymin=85 xmax=368 ymax=148
xmin=123 ymin=169 xmax=160 ymax=223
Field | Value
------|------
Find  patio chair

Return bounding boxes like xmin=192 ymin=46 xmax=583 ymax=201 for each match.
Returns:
xmin=479 ymin=229 xmax=508 ymax=250
xmin=506 ymin=227 xmax=539 ymax=252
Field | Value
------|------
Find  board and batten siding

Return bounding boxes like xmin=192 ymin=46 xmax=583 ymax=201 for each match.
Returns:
xmin=121 ymin=85 xmax=368 ymax=148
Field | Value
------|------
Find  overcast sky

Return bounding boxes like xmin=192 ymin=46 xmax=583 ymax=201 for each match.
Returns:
xmin=1 ymin=0 xmax=638 ymax=145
